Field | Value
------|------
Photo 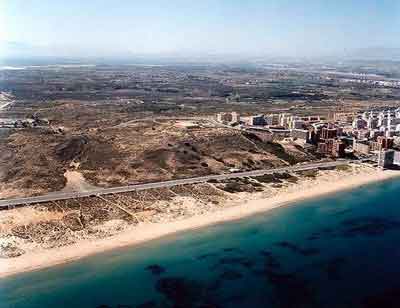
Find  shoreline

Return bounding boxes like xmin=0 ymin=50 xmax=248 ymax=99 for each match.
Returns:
xmin=1 ymin=168 xmax=400 ymax=279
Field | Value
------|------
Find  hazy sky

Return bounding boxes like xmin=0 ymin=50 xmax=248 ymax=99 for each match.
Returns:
xmin=1 ymin=0 xmax=399 ymax=58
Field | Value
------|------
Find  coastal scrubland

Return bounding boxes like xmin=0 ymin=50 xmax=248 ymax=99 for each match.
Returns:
xmin=0 ymin=109 xmax=314 ymax=199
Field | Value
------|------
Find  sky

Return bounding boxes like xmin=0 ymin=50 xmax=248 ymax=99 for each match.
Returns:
xmin=0 ymin=0 xmax=399 ymax=59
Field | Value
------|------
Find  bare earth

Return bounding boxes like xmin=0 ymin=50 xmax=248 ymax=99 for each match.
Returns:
xmin=1 ymin=165 xmax=399 ymax=278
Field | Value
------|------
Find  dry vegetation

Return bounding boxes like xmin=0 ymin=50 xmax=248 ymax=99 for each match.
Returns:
xmin=0 ymin=102 xmax=314 ymax=198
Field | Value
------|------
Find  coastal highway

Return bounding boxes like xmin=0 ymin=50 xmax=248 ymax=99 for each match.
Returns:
xmin=0 ymin=160 xmax=348 ymax=209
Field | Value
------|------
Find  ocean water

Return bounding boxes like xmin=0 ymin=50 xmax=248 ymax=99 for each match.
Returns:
xmin=2 ymin=179 xmax=400 ymax=308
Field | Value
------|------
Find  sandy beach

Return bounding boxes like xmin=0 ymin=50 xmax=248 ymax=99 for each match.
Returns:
xmin=1 ymin=166 xmax=400 ymax=279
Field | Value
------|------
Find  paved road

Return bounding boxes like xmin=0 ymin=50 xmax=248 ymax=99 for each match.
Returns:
xmin=0 ymin=160 xmax=348 ymax=209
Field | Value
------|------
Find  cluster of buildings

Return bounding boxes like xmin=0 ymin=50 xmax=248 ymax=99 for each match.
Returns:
xmin=352 ymin=110 xmax=400 ymax=134
xmin=350 ymin=109 xmax=400 ymax=168
xmin=216 ymin=108 xmax=400 ymax=168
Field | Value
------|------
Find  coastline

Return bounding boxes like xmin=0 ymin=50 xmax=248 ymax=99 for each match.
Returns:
xmin=1 ymin=167 xmax=400 ymax=279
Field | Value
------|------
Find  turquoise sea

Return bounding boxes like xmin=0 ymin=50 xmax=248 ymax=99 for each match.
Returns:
xmin=2 ymin=178 xmax=400 ymax=308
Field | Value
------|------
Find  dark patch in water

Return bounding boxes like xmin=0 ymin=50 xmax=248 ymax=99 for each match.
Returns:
xmin=361 ymin=287 xmax=400 ymax=308
xmin=265 ymin=256 xmax=281 ymax=270
xmin=308 ymin=227 xmax=336 ymax=241
xmin=264 ymin=270 xmax=319 ymax=308
xmin=260 ymin=249 xmax=272 ymax=257
xmin=312 ymin=257 xmax=346 ymax=281
xmin=322 ymin=227 xmax=334 ymax=233
xmin=251 ymin=269 xmax=266 ymax=276
xmin=300 ymin=248 xmax=320 ymax=256
xmin=332 ymin=208 xmax=353 ymax=216
xmin=222 ymin=247 xmax=241 ymax=252
xmin=265 ymin=269 xmax=296 ymax=283
xmin=274 ymin=241 xmax=320 ymax=256
xmin=215 ymin=256 xmax=254 ymax=269
xmin=248 ymin=228 xmax=260 ymax=235
xmin=260 ymin=250 xmax=281 ymax=270
xmin=324 ymin=257 xmax=346 ymax=281
xmin=223 ymin=294 xmax=246 ymax=304
xmin=155 ymin=277 xmax=220 ymax=308
xmin=205 ymin=279 xmax=223 ymax=293
xmin=136 ymin=301 xmax=157 ymax=308
xmin=219 ymin=269 xmax=243 ymax=280
xmin=196 ymin=304 xmax=221 ymax=308
xmin=340 ymin=217 xmax=400 ymax=237
xmin=145 ymin=264 xmax=166 ymax=276
xmin=307 ymin=217 xmax=400 ymax=242
xmin=155 ymin=277 xmax=200 ymax=306
xmin=197 ymin=252 xmax=219 ymax=260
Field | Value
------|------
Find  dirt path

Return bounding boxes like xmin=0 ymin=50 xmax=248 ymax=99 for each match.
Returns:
xmin=61 ymin=170 xmax=99 ymax=192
